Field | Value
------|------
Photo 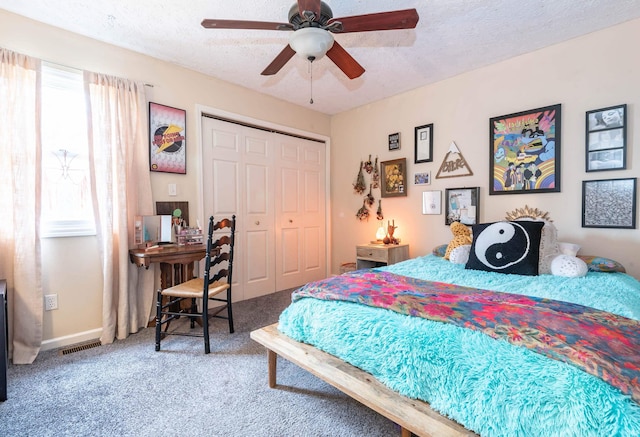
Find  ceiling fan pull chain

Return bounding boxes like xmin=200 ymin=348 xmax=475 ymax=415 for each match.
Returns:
xmin=309 ymin=59 xmax=314 ymax=104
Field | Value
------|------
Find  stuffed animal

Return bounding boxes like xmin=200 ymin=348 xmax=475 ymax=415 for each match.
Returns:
xmin=444 ymin=221 xmax=472 ymax=260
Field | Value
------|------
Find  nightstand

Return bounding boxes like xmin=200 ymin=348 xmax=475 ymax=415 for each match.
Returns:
xmin=356 ymin=243 xmax=409 ymax=270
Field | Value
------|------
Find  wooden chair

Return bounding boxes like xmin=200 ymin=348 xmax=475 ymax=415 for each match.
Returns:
xmin=155 ymin=215 xmax=236 ymax=353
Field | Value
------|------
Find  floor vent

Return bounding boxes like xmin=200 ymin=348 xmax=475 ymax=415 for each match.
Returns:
xmin=59 ymin=340 xmax=102 ymax=356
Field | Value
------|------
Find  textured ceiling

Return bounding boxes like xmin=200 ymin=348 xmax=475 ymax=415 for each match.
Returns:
xmin=2 ymin=1 xmax=640 ymax=115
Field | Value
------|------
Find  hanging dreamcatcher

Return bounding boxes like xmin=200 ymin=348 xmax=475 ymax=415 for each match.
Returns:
xmin=356 ymin=199 xmax=370 ymax=221
xmin=353 ymin=161 xmax=366 ymax=194
xmin=372 ymin=156 xmax=380 ymax=189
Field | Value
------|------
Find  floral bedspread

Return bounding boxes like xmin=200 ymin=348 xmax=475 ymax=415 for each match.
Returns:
xmin=292 ymin=269 xmax=640 ymax=403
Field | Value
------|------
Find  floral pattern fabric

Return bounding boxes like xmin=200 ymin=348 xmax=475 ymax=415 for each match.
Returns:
xmin=293 ymin=269 xmax=640 ymax=403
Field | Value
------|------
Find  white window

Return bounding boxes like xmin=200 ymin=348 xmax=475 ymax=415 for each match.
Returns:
xmin=40 ymin=62 xmax=95 ymax=237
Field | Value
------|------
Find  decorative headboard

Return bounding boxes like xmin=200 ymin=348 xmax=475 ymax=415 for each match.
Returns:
xmin=505 ymin=205 xmax=552 ymax=222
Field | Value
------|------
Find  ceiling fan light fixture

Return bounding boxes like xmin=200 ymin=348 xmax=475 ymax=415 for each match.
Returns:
xmin=289 ymin=27 xmax=334 ymax=61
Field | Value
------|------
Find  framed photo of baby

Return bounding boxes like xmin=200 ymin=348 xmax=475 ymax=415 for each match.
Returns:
xmin=489 ymin=104 xmax=561 ymax=195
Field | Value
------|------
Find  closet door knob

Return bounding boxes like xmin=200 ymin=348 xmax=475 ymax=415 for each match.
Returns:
xmin=255 ymin=220 xmax=260 ymax=225
xmin=289 ymin=219 xmax=293 ymax=223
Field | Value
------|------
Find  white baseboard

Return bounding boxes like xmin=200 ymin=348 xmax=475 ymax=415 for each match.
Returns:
xmin=41 ymin=328 xmax=102 ymax=352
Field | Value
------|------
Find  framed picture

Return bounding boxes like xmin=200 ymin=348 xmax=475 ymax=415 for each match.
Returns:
xmin=582 ymin=178 xmax=636 ymax=229
xmin=380 ymin=158 xmax=407 ymax=197
xmin=489 ymin=104 xmax=561 ymax=195
xmin=414 ymin=171 xmax=431 ymax=185
xmin=422 ymin=190 xmax=441 ymax=215
xmin=149 ymin=102 xmax=186 ymax=174
xmin=585 ymin=104 xmax=626 ymax=172
xmin=414 ymin=124 xmax=433 ymax=163
xmin=445 ymin=187 xmax=479 ymax=226
xmin=388 ymin=132 xmax=400 ymax=151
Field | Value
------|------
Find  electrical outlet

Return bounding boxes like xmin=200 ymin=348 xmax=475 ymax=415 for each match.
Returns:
xmin=44 ymin=294 xmax=58 ymax=311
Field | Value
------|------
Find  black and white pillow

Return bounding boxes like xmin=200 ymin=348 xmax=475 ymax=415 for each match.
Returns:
xmin=465 ymin=221 xmax=544 ymax=276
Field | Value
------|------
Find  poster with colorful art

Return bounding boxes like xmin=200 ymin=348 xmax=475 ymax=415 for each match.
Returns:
xmin=149 ymin=102 xmax=186 ymax=174
xmin=490 ymin=104 xmax=561 ymax=195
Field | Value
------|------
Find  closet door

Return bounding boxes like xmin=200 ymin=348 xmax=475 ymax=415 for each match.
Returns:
xmin=242 ymin=130 xmax=276 ymax=299
xmin=201 ymin=117 xmax=276 ymax=301
xmin=201 ymin=115 xmax=326 ymax=300
xmin=275 ymin=137 xmax=326 ymax=290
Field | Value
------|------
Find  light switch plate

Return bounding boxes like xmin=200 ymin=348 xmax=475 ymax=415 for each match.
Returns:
xmin=168 ymin=183 xmax=177 ymax=196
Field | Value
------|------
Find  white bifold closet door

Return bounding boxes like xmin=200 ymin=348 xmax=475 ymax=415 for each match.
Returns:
xmin=201 ymin=116 xmax=327 ymax=301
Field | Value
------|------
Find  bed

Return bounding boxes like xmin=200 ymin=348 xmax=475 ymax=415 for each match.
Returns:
xmin=251 ymin=207 xmax=640 ymax=436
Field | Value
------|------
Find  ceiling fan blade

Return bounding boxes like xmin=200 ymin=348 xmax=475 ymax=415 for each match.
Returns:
xmin=328 ymin=9 xmax=419 ymax=33
xmin=201 ymin=19 xmax=293 ymax=31
xmin=297 ymin=0 xmax=321 ymax=20
xmin=326 ymin=41 xmax=365 ymax=79
xmin=261 ymin=45 xmax=296 ymax=76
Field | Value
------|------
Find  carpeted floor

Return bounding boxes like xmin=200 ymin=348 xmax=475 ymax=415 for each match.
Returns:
xmin=1 ymin=289 xmax=401 ymax=437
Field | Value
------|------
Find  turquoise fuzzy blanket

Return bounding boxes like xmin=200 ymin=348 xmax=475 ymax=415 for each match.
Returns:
xmin=278 ymin=255 xmax=640 ymax=436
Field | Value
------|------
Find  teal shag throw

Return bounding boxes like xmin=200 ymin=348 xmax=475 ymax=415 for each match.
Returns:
xmin=278 ymin=255 xmax=640 ymax=436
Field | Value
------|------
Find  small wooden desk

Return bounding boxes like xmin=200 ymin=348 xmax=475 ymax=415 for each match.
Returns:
xmin=130 ymin=245 xmax=212 ymax=325
xmin=129 ymin=245 xmax=208 ymax=290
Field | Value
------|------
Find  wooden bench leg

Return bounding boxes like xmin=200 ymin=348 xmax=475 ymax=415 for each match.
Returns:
xmin=268 ymin=349 xmax=277 ymax=388
xmin=401 ymin=427 xmax=412 ymax=437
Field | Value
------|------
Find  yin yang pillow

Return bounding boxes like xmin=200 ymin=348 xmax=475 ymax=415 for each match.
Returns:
xmin=465 ymin=221 xmax=544 ymax=276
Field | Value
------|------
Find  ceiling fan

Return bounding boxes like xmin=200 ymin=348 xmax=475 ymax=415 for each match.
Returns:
xmin=201 ymin=1 xmax=419 ymax=79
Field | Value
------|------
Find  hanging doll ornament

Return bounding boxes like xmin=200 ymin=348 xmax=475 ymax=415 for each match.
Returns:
xmin=353 ymin=161 xmax=366 ymax=194
xmin=356 ymin=199 xmax=370 ymax=221
xmin=364 ymin=184 xmax=375 ymax=207
xmin=363 ymin=154 xmax=373 ymax=174
xmin=372 ymin=156 xmax=380 ymax=189
xmin=376 ymin=200 xmax=384 ymax=220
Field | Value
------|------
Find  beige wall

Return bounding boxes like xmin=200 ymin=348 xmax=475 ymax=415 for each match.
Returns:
xmin=330 ymin=18 xmax=639 ymax=279
xmin=0 ymin=9 xmax=331 ymax=348
xmin=2 ymin=9 xmax=639 ymax=349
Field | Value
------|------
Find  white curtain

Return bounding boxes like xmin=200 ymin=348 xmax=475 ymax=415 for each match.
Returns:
xmin=85 ymin=72 xmax=155 ymax=344
xmin=0 ymin=48 xmax=43 ymax=364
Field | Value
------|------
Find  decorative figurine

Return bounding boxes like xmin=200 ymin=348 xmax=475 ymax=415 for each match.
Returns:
xmin=385 ymin=219 xmax=399 ymax=245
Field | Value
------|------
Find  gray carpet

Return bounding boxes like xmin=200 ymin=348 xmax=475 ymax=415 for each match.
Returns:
xmin=1 ymin=290 xmax=401 ymax=436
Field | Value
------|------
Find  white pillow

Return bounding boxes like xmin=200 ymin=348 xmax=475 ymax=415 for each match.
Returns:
xmin=449 ymin=244 xmax=471 ymax=264
xmin=550 ymin=254 xmax=588 ymax=278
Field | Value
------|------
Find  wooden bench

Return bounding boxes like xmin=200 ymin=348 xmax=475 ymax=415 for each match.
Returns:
xmin=250 ymin=323 xmax=476 ymax=437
